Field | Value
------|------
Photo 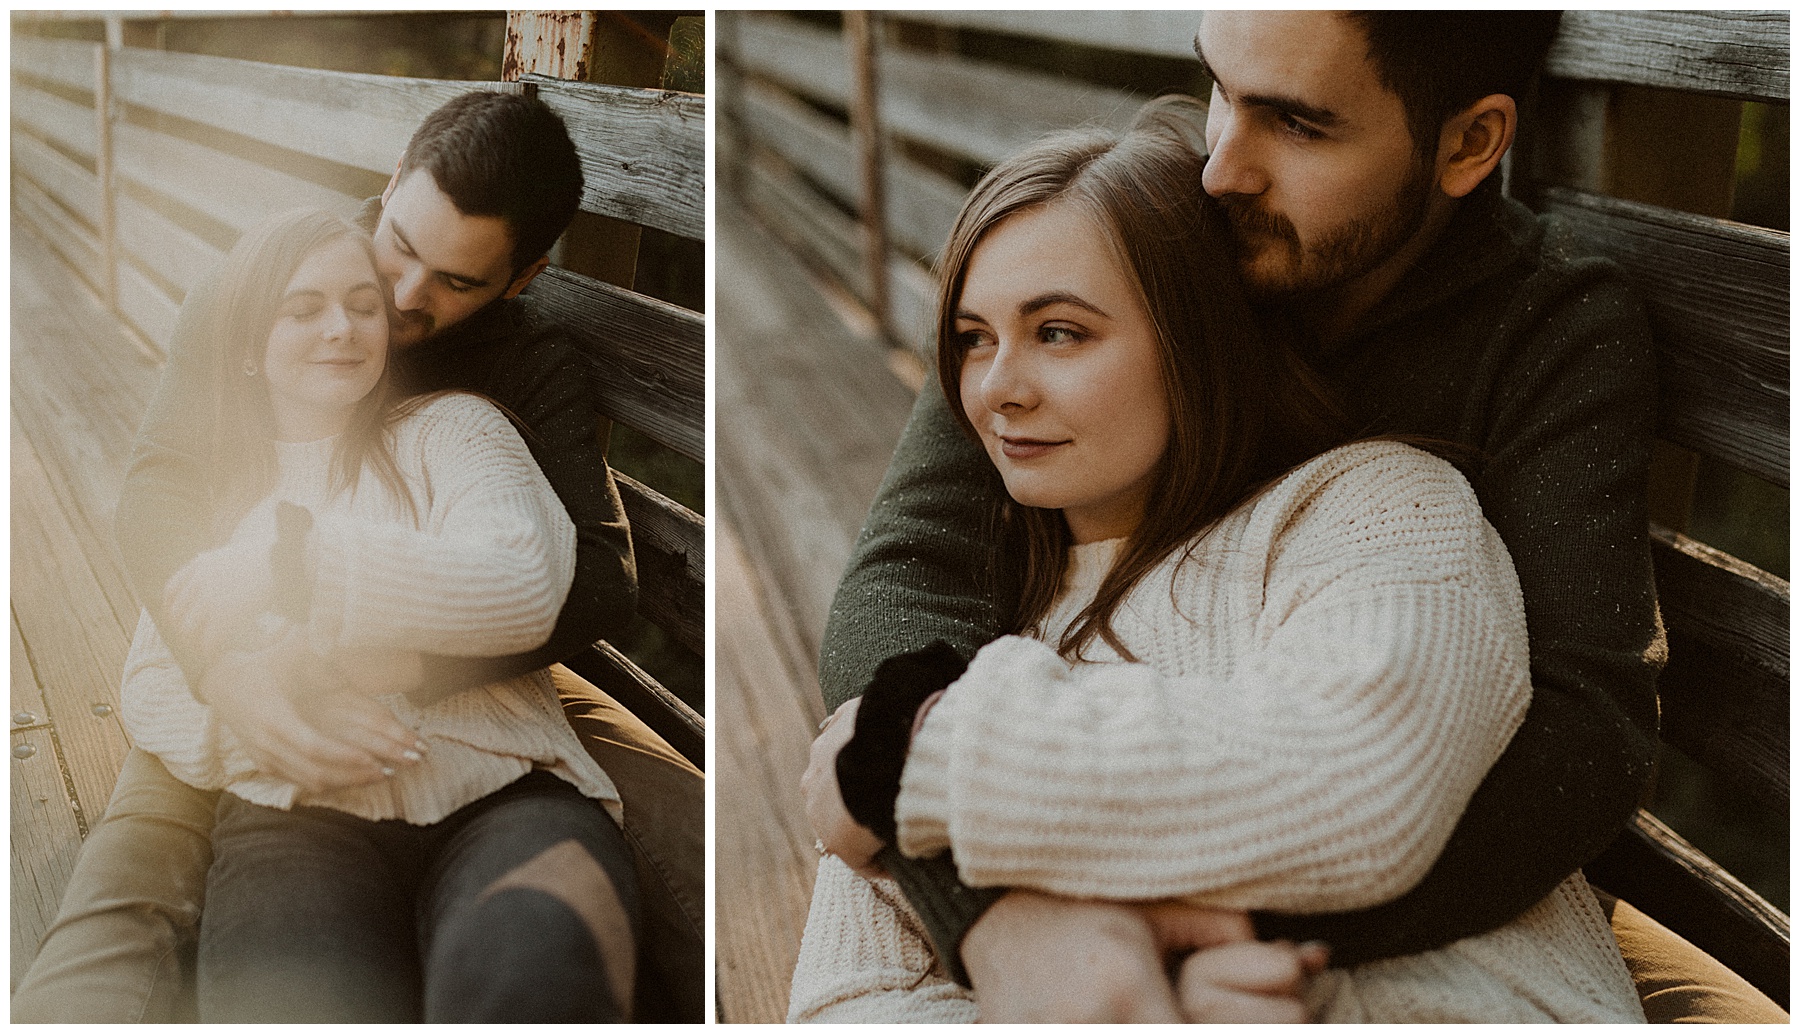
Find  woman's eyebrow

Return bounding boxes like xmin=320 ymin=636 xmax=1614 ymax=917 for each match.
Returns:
xmin=1019 ymin=291 xmax=1109 ymax=319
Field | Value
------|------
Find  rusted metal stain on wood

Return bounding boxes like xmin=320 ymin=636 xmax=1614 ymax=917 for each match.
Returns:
xmin=504 ymin=10 xmax=591 ymax=82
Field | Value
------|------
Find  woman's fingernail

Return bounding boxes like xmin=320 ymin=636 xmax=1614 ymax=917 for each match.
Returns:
xmin=402 ymin=750 xmax=423 ymax=763
xmin=413 ymin=740 xmax=430 ymax=754
xmin=380 ymin=766 xmax=396 ymax=778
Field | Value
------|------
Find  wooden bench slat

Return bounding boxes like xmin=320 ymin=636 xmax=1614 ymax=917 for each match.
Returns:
xmin=615 ymin=472 xmax=703 ymax=658
xmin=739 ymin=77 xmax=964 ymax=263
xmin=11 ymin=725 xmax=84 ymax=992
xmin=114 ymin=193 xmax=225 ymax=305
xmin=114 ymin=119 xmax=361 ymax=239
xmin=13 ymin=80 xmax=99 ymax=163
xmin=1535 ymin=186 xmax=1789 ymax=488
xmin=731 ymin=13 xmax=1142 ymax=167
xmin=1547 ymin=11 xmax=1790 ymax=103
xmin=529 ymin=77 xmax=705 ymax=242
xmin=10 ymin=36 xmax=98 ymax=95
xmin=111 ymin=47 xmax=517 ymax=178
xmin=12 ymin=128 xmax=102 ymax=231
xmin=1652 ymin=525 xmax=1789 ymax=681
xmin=744 ymin=150 xmax=867 ymax=300
xmin=525 ymin=267 xmax=704 ymax=464
xmin=113 ymin=256 xmax=181 ymax=353
xmin=897 ymin=10 xmax=1200 ymax=59
xmin=13 ymin=174 xmax=104 ymax=290
xmin=1586 ymin=809 xmax=1789 ymax=1008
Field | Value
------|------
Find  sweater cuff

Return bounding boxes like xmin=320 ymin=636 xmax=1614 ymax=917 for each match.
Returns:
xmin=835 ymin=640 xmax=968 ymax=843
xmin=877 ymin=845 xmax=1006 ymax=988
xmin=894 ymin=689 xmax=956 ymax=856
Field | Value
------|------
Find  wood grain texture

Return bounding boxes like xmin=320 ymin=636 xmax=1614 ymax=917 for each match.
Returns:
xmin=13 ymin=175 xmax=103 ymax=293
xmin=114 ymin=193 xmax=225 ymax=304
xmin=112 ymin=119 xmax=362 ymax=239
xmin=530 ymin=77 xmax=705 ymax=241
xmin=12 ymin=129 xmax=102 ymax=232
xmin=11 ymin=727 xmax=84 ymax=992
xmin=1536 ymin=186 xmax=1789 ymax=488
xmin=11 ymin=35 xmax=98 ymax=94
xmin=897 ymin=10 xmax=1200 ymax=59
xmin=615 ymin=473 xmax=703 ymax=658
xmin=1548 ymin=10 xmax=1789 ymax=103
xmin=524 ymin=267 xmax=704 ymax=463
xmin=13 ymin=80 xmax=99 ymax=162
xmin=110 ymin=47 xmax=516 ymax=177
xmin=715 ymin=201 xmax=924 ymax=1020
xmin=728 ymin=13 xmax=1143 ymax=166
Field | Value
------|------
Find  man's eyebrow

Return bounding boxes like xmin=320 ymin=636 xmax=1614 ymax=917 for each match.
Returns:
xmin=391 ymin=221 xmax=493 ymax=289
xmin=1193 ymin=40 xmax=1343 ymax=129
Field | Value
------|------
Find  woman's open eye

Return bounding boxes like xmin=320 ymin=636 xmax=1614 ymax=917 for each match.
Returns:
xmin=955 ymin=327 xmax=994 ymax=352
xmin=1041 ymin=325 xmax=1085 ymax=346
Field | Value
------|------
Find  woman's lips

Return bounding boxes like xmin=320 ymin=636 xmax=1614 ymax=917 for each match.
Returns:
xmin=999 ymin=436 xmax=1069 ymax=460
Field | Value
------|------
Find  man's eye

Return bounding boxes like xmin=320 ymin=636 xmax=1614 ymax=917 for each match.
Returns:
xmin=444 ymin=278 xmax=476 ymax=294
xmin=1279 ymin=114 xmax=1323 ymax=141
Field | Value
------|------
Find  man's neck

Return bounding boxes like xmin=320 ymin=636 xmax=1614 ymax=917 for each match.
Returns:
xmin=1299 ymin=195 xmax=1460 ymax=347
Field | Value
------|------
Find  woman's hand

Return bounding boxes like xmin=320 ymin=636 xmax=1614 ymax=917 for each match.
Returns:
xmin=801 ymin=698 xmax=887 ymax=875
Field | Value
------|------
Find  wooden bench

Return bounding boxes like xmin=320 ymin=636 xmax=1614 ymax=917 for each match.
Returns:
xmin=718 ymin=9 xmax=1788 ymax=1018
xmin=10 ymin=12 xmax=705 ymax=994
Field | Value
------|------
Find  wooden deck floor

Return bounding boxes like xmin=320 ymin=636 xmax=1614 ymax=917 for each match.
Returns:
xmin=10 ymin=219 xmax=160 ymax=988
xmin=714 ymin=199 xmax=921 ymax=1022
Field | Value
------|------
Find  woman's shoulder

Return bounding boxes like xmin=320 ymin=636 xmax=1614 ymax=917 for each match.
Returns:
xmin=393 ymin=391 xmax=526 ymax=450
xmin=1247 ymin=440 xmax=1487 ymax=547
xmin=1283 ymin=439 xmax=1474 ymax=507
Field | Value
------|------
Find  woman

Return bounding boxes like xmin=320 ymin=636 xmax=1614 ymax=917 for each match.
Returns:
xmin=119 ymin=209 xmax=636 ymax=1022
xmin=790 ymin=98 xmax=1643 ymax=1023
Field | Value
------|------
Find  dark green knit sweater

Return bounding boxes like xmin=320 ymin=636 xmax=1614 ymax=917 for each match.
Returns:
xmin=817 ymin=178 xmax=1663 ymax=982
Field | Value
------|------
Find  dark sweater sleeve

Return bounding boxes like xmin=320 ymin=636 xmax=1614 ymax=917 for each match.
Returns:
xmin=816 ymin=376 xmax=1014 ymax=984
xmin=115 ymin=275 xmax=231 ymax=688
xmin=1253 ymin=253 xmax=1663 ymax=962
xmin=406 ymin=324 xmax=638 ymax=705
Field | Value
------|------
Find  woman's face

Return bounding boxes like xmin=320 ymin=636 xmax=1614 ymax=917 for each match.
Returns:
xmin=956 ymin=200 xmax=1172 ymax=544
xmin=261 ymin=235 xmax=390 ymax=442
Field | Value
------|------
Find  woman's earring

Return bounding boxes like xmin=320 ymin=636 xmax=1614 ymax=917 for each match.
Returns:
xmin=243 ymin=356 xmax=259 ymax=377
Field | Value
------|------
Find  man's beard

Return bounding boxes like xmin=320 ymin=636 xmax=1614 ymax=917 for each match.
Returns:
xmin=1217 ymin=158 xmax=1434 ymax=302
xmin=389 ymin=307 xmax=434 ymax=347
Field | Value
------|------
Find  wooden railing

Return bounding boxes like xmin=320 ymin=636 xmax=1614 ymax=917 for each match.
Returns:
xmin=720 ymin=8 xmax=1789 ymax=1006
xmin=11 ymin=31 xmax=706 ymax=766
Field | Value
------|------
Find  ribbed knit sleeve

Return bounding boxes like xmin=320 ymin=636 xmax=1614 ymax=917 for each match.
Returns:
xmin=895 ymin=443 xmax=1533 ymax=912
xmin=305 ymin=394 xmax=575 ymax=657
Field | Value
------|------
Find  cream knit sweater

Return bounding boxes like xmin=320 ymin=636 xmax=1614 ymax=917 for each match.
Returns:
xmin=789 ymin=441 xmax=1642 ymax=1022
xmin=121 ymin=392 xmax=619 ymax=826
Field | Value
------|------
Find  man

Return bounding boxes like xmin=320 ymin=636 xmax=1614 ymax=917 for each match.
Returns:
xmin=814 ymin=10 xmax=1775 ymax=1022
xmin=14 ymin=91 xmax=701 ymax=1022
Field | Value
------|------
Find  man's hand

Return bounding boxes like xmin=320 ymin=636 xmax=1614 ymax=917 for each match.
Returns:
xmin=200 ymin=630 xmax=426 ymax=794
xmin=165 ymin=518 xmax=278 ymax=663
xmin=801 ymin=697 xmax=886 ymax=875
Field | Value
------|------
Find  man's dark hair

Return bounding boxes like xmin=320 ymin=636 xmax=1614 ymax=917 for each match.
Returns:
xmin=399 ymin=90 xmax=585 ymax=275
xmin=1343 ymin=12 xmax=1563 ymax=155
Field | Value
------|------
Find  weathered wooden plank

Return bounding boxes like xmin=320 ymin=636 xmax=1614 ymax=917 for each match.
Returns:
xmin=12 ymin=620 xmax=51 ymax=741
xmin=12 ymin=79 xmax=99 ymax=163
xmin=714 ymin=521 xmax=826 ymax=1024
xmin=731 ymin=14 xmax=1143 ymax=167
xmin=11 ymin=35 xmax=99 ymax=95
xmin=900 ymin=10 xmax=1201 ymax=59
xmin=113 ymin=119 xmax=362 ymax=239
xmin=744 ymin=153 xmax=868 ymax=305
xmin=1536 ymin=186 xmax=1788 ymax=488
xmin=531 ymin=77 xmax=705 ymax=242
xmin=11 ymin=726 xmax=84 ymax=991
xmin=1587 ymin=809 xmax=1789 ymax=1007
xmin=114 ymin=257 xmax=182 ymax=356
xmin=12 ymin=128 xmax=102 ymax=231
xmin=615 ymin=473 xmax=703 ymax=658
xmin=1653 ymin=525 xmax=1788 ymax=680
xmin=524 ymin=267 xmax=704 ymax=464
xmin=114 ymin=192 xmax=226 ymax=303
xmin=12 ymin=176 xmax=104 ymax=293
xmin=10 ymin=430 xmax=136 ymax=824
xmin=739 ymin=77 xmax=964 ymax=263
xmin=1548 ymin=10 xmax=1789 ymax=103
xmin=110 ymin=47 xmax=515 ymax=177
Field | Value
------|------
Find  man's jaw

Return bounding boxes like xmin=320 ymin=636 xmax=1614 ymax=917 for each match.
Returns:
xmin=389 ymin=309 xmax=434 ymax=348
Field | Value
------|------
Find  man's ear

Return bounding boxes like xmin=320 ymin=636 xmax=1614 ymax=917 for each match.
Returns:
xmin=1435 ymin=94 xmax=1516 ymax=199
xmin=381 ymin=157 xmax=405 ymax=207
xmin=502 ymin=256 xmax=551 ymax=300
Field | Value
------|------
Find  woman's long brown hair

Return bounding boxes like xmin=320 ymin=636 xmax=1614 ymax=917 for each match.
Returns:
xmin=935 ymin=95 xmax=1353 ymax=661
xmin=196 ymin=208 xmax=424 ymax=536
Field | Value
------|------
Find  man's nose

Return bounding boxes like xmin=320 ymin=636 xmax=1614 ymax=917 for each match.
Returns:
xmin=392 ymin=265 xmax=430 ymax=311
xmin=1201 ymin=107 xmax=1268 ymax=199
